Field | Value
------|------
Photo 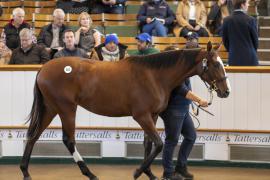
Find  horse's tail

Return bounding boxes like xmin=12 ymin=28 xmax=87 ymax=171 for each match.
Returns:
xmin=26 ymin=74 xmax=45 ymax=140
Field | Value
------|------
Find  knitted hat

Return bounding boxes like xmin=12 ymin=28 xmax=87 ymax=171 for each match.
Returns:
xmin=105 ymin=34 xmax=119 ymax=45
xmin=136 ymin=33 xmax=152 ymax=43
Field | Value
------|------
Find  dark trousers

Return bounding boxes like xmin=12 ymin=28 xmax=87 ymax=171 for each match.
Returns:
xmin=180 ymin=20 xmax=209 ymax=37
xmin=91 ymin=4 xmax=124 ymax=14
xmin=160 ymin=106 xmax=196 ymax=177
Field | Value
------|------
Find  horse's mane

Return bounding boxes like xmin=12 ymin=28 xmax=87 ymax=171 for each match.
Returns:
xmin=127 ymin=48 xmax=201 ymax=69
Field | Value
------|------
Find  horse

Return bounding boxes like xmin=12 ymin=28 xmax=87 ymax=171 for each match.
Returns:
xmin=20 ymin=42 xmax=230 ymax=180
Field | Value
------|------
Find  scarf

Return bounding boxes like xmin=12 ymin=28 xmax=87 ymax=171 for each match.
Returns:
xmin=101 ymin=46 xmax=120 ymax=61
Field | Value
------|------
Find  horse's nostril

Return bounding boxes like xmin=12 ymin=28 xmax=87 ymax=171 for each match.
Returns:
xmin=224 ymin=90 xmax=230 ymax=97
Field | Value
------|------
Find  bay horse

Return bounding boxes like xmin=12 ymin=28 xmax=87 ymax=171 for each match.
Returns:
xmin=20 ymin=42 xmax=230 ymax=180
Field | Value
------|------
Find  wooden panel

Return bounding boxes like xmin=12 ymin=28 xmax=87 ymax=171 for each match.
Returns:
xmin=233 ymin=73 xmax=248 ymax=129
xmin=23 ymin=1 xmax=56 ymax=8
xmin=11 ymin=72 xmax=26 ymax=125
xmin=0 ymin=72 xmax=12 ymax=125
xmin=220 ymin=73 xmax=235 ymax=129
xmin=260 ymin=74 xmax=270 ymax=130
xmin=76 ymin=106 xmax=91 ymax=126
xmin=247 ymin=73 xmax=261 ymax=130
xmin=0 ymin=1 xmax=22 ymax=8
xmin=24 ymin=72 xmax=37 ymax=125
xmin=103 ymin=13 xmax=137 ymax=21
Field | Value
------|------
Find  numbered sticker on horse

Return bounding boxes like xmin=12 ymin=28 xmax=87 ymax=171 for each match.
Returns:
xmin=64 ymin=66 xmax=72 ymax=73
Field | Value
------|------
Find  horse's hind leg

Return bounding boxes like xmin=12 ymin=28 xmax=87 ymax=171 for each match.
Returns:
xmin=133 ymin=113 xmax=163 ymax=180
xmin=143 ymin=115 xmax=159 ymax=180
xmin=143 ymin=134 xmax=158 ymax=180
xmin=20 ymin=107 xmax=56 ymax=180
xmin=59 ymin=106 xmax=98 ymax=180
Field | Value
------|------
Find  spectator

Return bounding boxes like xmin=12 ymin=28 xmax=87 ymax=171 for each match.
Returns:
xmin=174 ymin=0 xmax=209 ymax=37
xmin=137 ymin=0 xmax=175 ymax=37
xmin=74 ymin=12 xmax=101 ymax=54
xmin=130 ymin=33 xmax=160 ymax=56
xmin=37 ymin=9 xmax=68 ymax=58
xmin=9 ymin=28 xmax=50 ymax=64
xmin=208 ymin=0 xmax=233 ymax=35
xmin=1 ymin=8 xmax=33 ymax=50
xmin=0 ymin=41 xmax=12 ymax=64
xmin=91 ymin=33 xmax=128 ymax=61
xmin=0 ymin=5 xmax=3 ymax=16
xmin=54 ymin=29 xmax=89 ymax=58
xmin=185 ymin=32 xmax=199 ymax=48
xmin=56 ymin=0 xmax=90 ymax=14
xmin=222 ymin=0 xmax=259 ymax=66
xmin=91 ymin=0 xmax=126 ymax=14
xmin=160 ymin=44 xmax=208 ymax=180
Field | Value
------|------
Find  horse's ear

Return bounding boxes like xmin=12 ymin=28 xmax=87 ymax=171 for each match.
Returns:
xmin=207 ymin=41 xmax=212 ymax=52
xmin=213 ymin=42 xmax=222 ymax=51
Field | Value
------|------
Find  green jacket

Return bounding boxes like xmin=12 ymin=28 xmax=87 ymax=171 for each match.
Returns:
xmin=131 ymin=47 xmax=160 ymax=56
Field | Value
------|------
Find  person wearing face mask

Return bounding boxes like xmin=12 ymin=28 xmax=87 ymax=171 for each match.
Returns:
xmin=91 ymin=34 xmax=128 ymax=61
xmin=222 ymin=0 xmax=259 ymax=66
xmin=174 ymin=0 xmax=209 ymax=38
xmin=137 ymin=0 xmax=175 ymax=37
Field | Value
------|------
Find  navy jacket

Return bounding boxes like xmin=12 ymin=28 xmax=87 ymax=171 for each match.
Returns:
xmin=167 ymin=79 xmax=191 ymax=108
xmin=222 ymin=11 xmax=258 ymax=66
xmin=137 ymin=0 xmax=175 ymax=27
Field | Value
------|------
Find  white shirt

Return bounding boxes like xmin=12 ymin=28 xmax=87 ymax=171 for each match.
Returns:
xmin=188 ymin=1 xmax=196 ymax=20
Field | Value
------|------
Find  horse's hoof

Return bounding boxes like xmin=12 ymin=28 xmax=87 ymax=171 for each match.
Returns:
xmin=90 ymin=176 xmax=99 ymax=180
xmin=23 ymin=177 xmax=32 ymax=180
xmin=150 ymin=176 xmax=159 ymax=180
xmin=133 ymin=168 xmax=143 ymax=179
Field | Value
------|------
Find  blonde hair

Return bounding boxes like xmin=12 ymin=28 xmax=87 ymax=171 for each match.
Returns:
xmin=19 ymin=28 xmax=32 ymax=39
xmin=78 ymin=12 xmax=93 ymax=27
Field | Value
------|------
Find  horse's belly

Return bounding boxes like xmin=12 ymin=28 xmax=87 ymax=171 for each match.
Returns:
xmin=79 ymin=98 xmax=131 ymax=117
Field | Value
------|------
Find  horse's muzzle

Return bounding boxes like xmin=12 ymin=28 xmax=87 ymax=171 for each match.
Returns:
xmin=217 ymin=89 xmax=230 ymax=98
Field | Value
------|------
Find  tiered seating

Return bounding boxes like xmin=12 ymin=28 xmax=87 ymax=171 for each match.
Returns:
xmin=23 ymin=1 xmax=56 ymax=14
xmin=0 ymin=0 xmax=263 ymax=63
xmin=114 ymin=36 xmax=228 ymax=61
xmin=103 ymin=14 xmax=138 ymax=36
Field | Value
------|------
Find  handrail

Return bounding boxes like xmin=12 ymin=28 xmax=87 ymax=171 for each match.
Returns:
xmin=1 ymin=65 xmax=270 ymax=73
xmin=0 ymin=125 xmax=269 ymax=134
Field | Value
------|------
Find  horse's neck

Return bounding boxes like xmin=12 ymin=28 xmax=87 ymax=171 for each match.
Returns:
xmin=154 ymin=53 xmax=200 ymax=91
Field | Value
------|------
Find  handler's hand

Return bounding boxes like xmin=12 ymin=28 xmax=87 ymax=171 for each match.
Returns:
xmin=198 ymin=99 xmax=208 ymax=107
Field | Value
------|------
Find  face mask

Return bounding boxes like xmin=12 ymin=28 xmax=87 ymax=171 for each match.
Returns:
xmin=152 ymin=0 xmax=161 ymax=3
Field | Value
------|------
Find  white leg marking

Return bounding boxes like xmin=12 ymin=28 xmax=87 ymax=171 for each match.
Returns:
xmin=73 ymin=147 xmax=83 ymax=162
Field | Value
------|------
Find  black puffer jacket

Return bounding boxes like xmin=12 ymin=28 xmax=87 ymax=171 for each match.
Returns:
xmin=37 ymin=23 xmax=68 ymax=48
xmin=3 ymin=20 xmax=31 ymax=50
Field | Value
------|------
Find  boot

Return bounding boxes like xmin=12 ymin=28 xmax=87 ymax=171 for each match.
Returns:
xmin=175 ymin=165 xmax=194 ymax=179
xmin=161 ymin=173 xmax=183 ymax=180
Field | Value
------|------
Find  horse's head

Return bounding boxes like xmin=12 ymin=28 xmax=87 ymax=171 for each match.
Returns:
xmin=197 ymin=41 xmax=231 ymax=98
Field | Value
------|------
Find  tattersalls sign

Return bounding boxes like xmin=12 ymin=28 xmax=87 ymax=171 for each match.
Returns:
xmin=0 ymin=129 xmax=270 ymax=145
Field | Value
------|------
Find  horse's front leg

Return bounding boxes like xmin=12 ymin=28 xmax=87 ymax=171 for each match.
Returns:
xmin=133 ymin=113 xmax=163 ymax=180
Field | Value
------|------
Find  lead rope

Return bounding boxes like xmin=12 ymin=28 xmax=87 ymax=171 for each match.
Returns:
xmin=191 ymin=83 xmax=215 ymax=129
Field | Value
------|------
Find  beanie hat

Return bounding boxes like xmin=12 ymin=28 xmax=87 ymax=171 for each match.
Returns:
xmin=105 ymin=34 xmax=119 ymax=45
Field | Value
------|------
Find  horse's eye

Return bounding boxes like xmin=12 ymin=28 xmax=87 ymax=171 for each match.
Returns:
xmin=214 ymin=62 xmax=221 ymax=68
